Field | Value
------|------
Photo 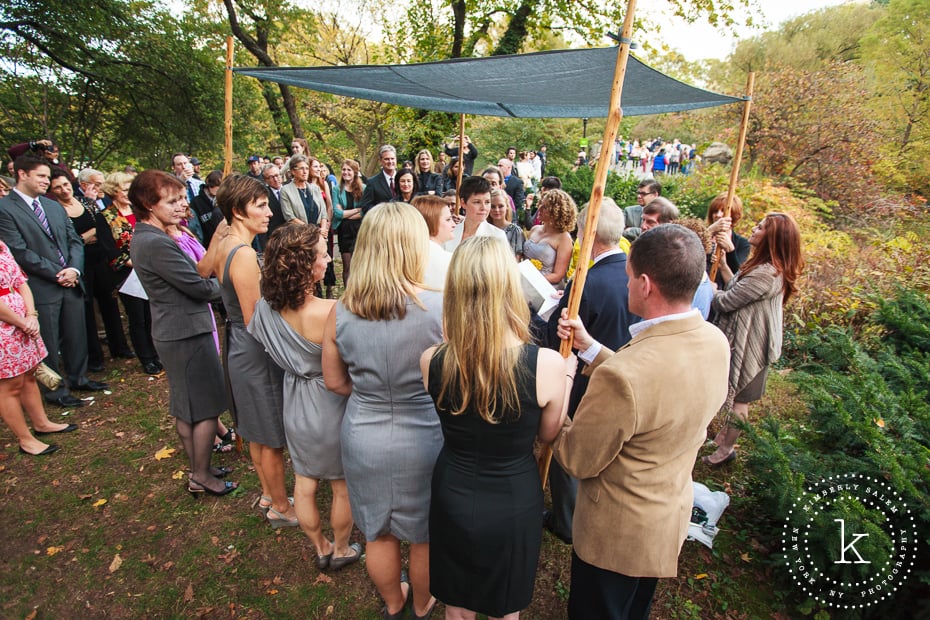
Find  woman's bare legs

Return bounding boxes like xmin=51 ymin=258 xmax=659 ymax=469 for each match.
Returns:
xmin=707 ymin=401 xmax=749 ymax=464
xmin=19 ymin=373 xmax=71 ymax=434
xmin=0 ymin=374 xmax=54 ymax=454
xmin=330 ymin=479 xmax=354 ymax=557
xmin=409 ymin=542 xmax=434 ymax=617
xmin=367 ymin=535 xmax=408 ymax=615
xmin=294 ymin=475 xmax=331 ymax=556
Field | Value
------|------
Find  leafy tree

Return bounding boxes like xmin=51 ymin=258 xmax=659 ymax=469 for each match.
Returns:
xmin=735 ymin=62 xmax=883 ymax=208
xmin=0 ymin=0 xmax=224 ymax=168
xmin=861 ymin=0 xmax=930 ymax=194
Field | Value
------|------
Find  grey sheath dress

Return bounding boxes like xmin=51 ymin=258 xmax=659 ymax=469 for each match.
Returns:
xmin=219 ymin=245 xmax=286 ymax=448
xmin=249 ymin=299 xmax=348 ymax=479
xmin=335 ymin=291 xmax=444 ymax=543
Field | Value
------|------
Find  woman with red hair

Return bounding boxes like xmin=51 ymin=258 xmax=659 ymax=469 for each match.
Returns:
xmin=704 ymin=212 xmax=803 ymax=466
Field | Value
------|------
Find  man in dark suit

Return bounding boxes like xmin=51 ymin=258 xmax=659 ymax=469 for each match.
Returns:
xmin=544 ymin=198 xmax=639 ymax=544
xmin=0 ymin=155 xmax=107 ymax=407
xmin=359 ymin=145 xmax=398 ymax=215
xmin=255 ymin=164 xmax=286 ymax=251
xmin=497 ymin=158 xmax=525 ymax=212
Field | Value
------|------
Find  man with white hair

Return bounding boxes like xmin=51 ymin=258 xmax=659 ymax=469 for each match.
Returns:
xmin=359 ymin=145 xmax=398 ymax=215
xmin=543 ymin=198 xmax=639 ymax=545
xmin=77 ymin=168 xmax=106 ymax=211
xmin=498 ymin=157 xmax=525 ymax=213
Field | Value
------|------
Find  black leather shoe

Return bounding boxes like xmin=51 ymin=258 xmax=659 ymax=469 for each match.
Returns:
xmin=142 ymin=361 xmax=163 ymax=375
xmin=35 ymin=423 xmax=78 ymax=436
xmin=47 ymin=395 xmax=86 ymax=408
xmin=75 ymin=380 xmax=109 ymax=391
xmin=116 ymin=349 xmax=136 ymax=359
xmin=88 ymin=362 xmax=105 ymax=372
xmin=20 ymin=444 xmax=60 ymax=456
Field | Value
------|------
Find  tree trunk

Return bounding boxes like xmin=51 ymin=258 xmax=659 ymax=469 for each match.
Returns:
xmin=222 ymin=0 xmax=304 ymax=146
xmin=450 ymin=0 xmax=466 ymax=58
xmin=492 ymin=0 xmax=536 ymax=56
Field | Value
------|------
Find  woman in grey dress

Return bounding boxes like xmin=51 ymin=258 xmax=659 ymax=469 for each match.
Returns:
xmin=209 ymin=175 xmax=294 ymax=524
xmin=249 ymin=222 xmax=360 ymax=571
xmin=322 ymin=202 xmax=443 ymax=620
xmin=128 ymin=170 xmax=235 ymax=496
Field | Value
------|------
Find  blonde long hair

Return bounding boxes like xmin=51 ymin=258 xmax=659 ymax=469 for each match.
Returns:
xmin=341 ymin=202 xmax=427 ymax=320
xmin=437 ymin=236 xmax=530 ymax=422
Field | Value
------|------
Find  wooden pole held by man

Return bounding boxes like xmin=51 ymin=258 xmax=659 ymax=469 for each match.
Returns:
xmin=538 ymin=0 xmax=639 ymax=489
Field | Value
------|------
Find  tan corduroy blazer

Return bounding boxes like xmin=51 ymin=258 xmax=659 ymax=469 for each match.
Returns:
xmin=553 ymin=312 xmax=730 ymax=578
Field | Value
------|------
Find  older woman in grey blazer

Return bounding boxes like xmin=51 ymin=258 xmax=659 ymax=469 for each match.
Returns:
xmin=280 ymin=154 xmax=325 ymax=226
xmin=129 ymin=170 xmax=236 ymax=496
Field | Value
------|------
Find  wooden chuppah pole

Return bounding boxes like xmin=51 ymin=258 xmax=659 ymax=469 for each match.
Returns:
xmin=538 ymin=0 xmax=639 ymax=489
xmin=709 ymin=72 xmax=754 ymax=282
xmin=223 ymin=36 xmax=234 ymax=178
xmin=455 ymin=113 xmax=466 ymax=194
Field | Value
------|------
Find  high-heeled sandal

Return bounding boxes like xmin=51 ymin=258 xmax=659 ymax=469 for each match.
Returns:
xmin=266 ymin=506 xmax=300 ymax=529
xmin=213 ymin=429 xmax=237 ymax=453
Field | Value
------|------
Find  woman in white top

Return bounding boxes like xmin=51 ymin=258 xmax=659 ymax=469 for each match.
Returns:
xmin=411 ymin=195 xmax=455 ymax=290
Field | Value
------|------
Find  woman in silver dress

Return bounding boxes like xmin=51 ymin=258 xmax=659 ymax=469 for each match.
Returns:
xmin=249 ymin=223 xmax=360 ymax=570
xmin=322 ymin=202 xmax=443 ymax=620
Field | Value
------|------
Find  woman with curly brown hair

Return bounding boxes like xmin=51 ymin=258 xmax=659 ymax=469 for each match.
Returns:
xmin=703 ymin=212 xmax=804 ymax=466
xmin=249 ymin=223 xmax=361 ymax=571
xmin=523 ymin=189 xmax=576 ymax=289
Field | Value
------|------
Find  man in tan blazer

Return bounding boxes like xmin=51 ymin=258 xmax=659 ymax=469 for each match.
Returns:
xmin=553 ymin=224 xmax=730 ymax=620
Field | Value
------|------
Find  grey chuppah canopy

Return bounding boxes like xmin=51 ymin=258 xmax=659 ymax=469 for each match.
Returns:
xmin=234 ymin=46 xmax=741 ymax=118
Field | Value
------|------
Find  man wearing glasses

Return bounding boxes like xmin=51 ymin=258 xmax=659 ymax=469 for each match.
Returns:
xmin=256 ymin=164 xmax=287 ymax=250
xmin=622 ymin=179 xmax=662 ymax=242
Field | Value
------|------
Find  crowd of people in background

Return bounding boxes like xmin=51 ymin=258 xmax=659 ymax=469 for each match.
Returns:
xmin=0 ymin=134 xmax=802 ymax=620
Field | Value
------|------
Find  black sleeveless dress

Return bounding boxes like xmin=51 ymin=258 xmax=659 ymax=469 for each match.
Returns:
xmin=427 ymin=344 xmax=544 ymax=617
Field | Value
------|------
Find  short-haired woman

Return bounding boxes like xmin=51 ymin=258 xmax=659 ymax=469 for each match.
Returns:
xmin=421 ymin=236 xmax=573 ymax=619
xmin=128 ymin=170 xmax=234 ymax=494
xmin=704 ymin=212 xmax=804 ymax=466
xmin=209 ymin=175 xmax=294 ymax=521
xmin=322 ymin=202 xmax=443 ymax=620
xmin=249 ymin=223 xmax=360 ymax=571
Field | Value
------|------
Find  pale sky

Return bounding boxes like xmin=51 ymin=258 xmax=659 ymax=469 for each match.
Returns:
xmin=645 ymin=0 xmax=868 ymax=61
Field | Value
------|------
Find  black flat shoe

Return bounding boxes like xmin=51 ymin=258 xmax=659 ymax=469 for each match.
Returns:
xmin=381 ymin=569 xmax=410 ymax=620
xmin=88 ymin=362 xmax=105 ymax=372
xmin=329 ymin=543 xmax=363 ymax=571
xmin=142 ymin=361 xmax=163 ymax=375
xmin=47 ymin=395 xmax=86 ymax=408
xmin=211 ymin=466 xmax=234 ymax=478
xmin=74 ymin=380 xmax=109 ymax=391
xmin=188 ymin=480 xmax=238 ymax=497
xmin=35 ymin=423 xmax=78 ymax=436
xmin=20 ymin=444 xmax=59 ymax=456
xmin=116 ymin=349 xmax=136 ymax=359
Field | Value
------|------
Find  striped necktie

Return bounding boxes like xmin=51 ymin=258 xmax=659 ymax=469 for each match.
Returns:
xmin=32 ymin=198 xmax=67 ymax=267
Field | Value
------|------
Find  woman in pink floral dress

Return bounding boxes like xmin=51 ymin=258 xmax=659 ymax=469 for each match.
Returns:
xmin=0 ymin=240 xmax=78 ymax=456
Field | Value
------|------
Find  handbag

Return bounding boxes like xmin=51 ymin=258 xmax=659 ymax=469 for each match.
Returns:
xmin=34 ymin=362 xmax=62 ymax=391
